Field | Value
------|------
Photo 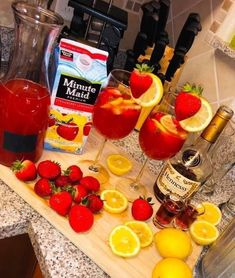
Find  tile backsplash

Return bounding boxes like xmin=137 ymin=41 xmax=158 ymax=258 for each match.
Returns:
xmin=118 ymin=0 xmax=235 ymax=114
xmin=1 ymin=0 xmax=234 ymax=114
xmin=170 ymin=0 xmax=235 ymax=114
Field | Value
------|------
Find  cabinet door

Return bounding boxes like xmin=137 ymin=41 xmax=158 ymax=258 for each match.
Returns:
xmin=0 ymin=233 xmax=41 ymax=278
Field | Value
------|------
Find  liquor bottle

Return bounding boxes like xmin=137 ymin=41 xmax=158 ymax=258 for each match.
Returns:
xmin=154 ymin=105 xmax=234 ymax=202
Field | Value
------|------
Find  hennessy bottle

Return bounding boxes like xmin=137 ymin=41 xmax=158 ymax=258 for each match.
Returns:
xmin=154 ymin=105 xmax=234 ymax=202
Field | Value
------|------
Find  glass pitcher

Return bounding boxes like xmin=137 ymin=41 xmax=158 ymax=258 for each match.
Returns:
xmin=0 ymin=1 xmax=63 ymax=166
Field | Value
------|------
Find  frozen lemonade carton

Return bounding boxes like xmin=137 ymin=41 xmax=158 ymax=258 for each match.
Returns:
xmin=45 ymin=38 xmax=109 ymax=154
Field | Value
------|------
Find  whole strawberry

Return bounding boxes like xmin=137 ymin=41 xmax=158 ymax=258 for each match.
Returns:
xmin=11 ymin=160 xmax=37 ymax=182
xmin=72 ymin=184 xmax=88 ymax=203
xmin=85 ymin=194 xmax=103 ymax=213
xmin=37 ymin=160 xmax=61 ymax=180
xmin=69 ymin=205 xmax=94 ymax=232
xmin=131 ymin=197 xmax=154 ymax=221
xmin=49 ymin=191 xmax=73 ymax=216
xmin=34 ymin=178 xmax=53 ymax=197
xmin=80 ymin=176 xmax=100 ymax=192
xmin=55 ymin=175 xmax=70 ymax=188
xmin=175 ymin=83 xmax=203 ymax=121
xmin=64 ymin=165 xmax=83 ymax=183
xmin=130 ymin=63 xmax=153 ymax=98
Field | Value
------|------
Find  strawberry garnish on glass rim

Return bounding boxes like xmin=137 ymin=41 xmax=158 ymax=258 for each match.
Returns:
xmin=130 ymin=63 xmax=154 ymax=99
xmin=130 ymin=63 xmax=163 ymax=107
xmin=175 ymin=82 xmax=203 ymax=121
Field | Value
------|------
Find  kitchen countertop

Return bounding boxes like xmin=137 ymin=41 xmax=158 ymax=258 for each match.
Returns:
xmin=0 ymin=129 xmax=234 ymax=278
xmin=1 ymin=26 xmax=234 ymax=278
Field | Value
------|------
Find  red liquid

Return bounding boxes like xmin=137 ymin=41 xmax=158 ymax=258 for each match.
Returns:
xmin=0 ymin=79 xmax=50 ymax=166
xmin=175 ymin=205 xmax=198 ymax=230
xmin=139 ymin=112 xmax=187 ymax=160
xmin=154 ymin=199 xmax=183 ymax=227
xmin=92 ymin=87 xmax=141 ymax=140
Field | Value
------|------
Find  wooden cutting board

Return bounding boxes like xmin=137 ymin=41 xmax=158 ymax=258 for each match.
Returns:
xmin=0 ymin=130 xmax=202 ymax=278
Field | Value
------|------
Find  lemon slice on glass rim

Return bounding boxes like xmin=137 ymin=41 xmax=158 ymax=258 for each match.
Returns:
xmin=131 ymin=73 xmax=163 ymax=107
xmin=179 ymin=97 xmax=213 ymax=132
xmin=100 ymin=189 xmax=128 ymax=214
xmin=106 ymin=154 xmax=132 ymax=176
xmin=109 ymin=225 xmax=141 ymax=257
xmin=125 ymin=220 xmax=153 ymax=248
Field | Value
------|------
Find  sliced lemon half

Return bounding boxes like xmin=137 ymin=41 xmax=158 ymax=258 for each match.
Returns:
xmin=125 ymin=220 xmax=153 ymax=248
xmin=160 ymin=114 xmax=188 ymax=138
xmin=179 ymin=97 xmax=213 ymax=132
xmin=101 ymin=189 xmax=128 ymax=213
xmin=189 ymin=220 xmax=219 ymax=245
xmin=109 ymin=225 xmax=141 ymax=257
xmin=106 ymin=154 xmax=132 ymax=176
xmin=196 ymin=202 xmax=222 ymax=226
xmin=131 ymin=73 xmax=163 ymax=108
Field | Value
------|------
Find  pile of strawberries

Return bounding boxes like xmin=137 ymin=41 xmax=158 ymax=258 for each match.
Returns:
xmin=11 ymin=159 xmax=103 ymax=233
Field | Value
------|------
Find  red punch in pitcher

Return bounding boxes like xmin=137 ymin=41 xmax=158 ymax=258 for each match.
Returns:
xmin=0 ymin=2 xmax=63 ymax=166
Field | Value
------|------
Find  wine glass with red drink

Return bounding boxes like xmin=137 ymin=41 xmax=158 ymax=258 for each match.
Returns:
xmin=115 ymin=91 xmax=188 ymax=200
xmin=81 ymin=69 xmax=141 ymax=183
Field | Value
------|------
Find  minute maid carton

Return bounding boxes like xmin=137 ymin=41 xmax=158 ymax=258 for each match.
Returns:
xmin=45 ymin=38 xmax=109 ymax=154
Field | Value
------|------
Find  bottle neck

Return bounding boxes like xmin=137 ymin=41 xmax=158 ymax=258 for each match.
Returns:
xmin=194 ymin=136 xmax=213 ymax=153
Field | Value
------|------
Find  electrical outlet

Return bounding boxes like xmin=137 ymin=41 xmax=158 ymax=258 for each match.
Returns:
xmin=52 ymin=0 xmax=74 ymax=24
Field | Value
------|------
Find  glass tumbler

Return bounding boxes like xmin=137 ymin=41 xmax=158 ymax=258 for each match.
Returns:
xmin=174 ymin=201 xmax=205 ymax=231
xmin=200 ymin=217 xmax=235 ymax=278
xmin=153 ymin=194 xmax=185 ymax=228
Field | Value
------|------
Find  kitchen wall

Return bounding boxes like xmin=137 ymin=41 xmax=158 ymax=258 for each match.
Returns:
xmin=1 ymin=0 xmax=234 ymax=113
xmin=168 ymin=0 xmax=235 ymax=113
xmin=117 ymin=0 xmax=235 ymax=113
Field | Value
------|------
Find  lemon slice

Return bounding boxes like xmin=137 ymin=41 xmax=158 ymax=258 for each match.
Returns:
xmin=196 ymin=202 xmax=222 ymax=226
xmin=131 ymin=73 xmax=163 ymax=107
xmin=160 ymin=114 xmax=188 ymax=138
xmin=179 ymin=97 xmax=213 ymax=132
xmin=189 ymin=220 xmax=219 ymax=245
xmin=109 ymin=225 xmax=141 ymax=257
xmin=101 ymin=189 xmax=128 ymax=213
xmin=125 ymin=220 xmax=153 ymax=247
xmin=106 ymin=154 xmax=132 ymax=176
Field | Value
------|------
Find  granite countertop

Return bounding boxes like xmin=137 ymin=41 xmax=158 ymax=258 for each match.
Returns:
xmin=1 ymin=26 xmax=234 ymax=278
xmin=0 ymin=129 xmax=234 ymax=278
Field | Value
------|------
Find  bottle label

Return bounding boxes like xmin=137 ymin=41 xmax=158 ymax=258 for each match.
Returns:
xmin=157 ymin=162 xmax=200 ymax=199
xmin=3 ymin=131 xmax=37 ymax=153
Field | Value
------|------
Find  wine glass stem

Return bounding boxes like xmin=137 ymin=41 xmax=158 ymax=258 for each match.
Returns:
xmin=89 ymin=138 xmax=107 ymax=172
xmin=130 ymin=157 xmax=149 ymax=190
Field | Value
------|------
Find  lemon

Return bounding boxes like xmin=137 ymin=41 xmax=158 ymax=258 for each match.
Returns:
xmin=101 ymin=189 xmax=128 ymax=213
xmin=160 ymin=114 xmax=188 ymax=138
xmin=109 ymin=225 xmax=141 ymax=257
xmin=189 ymin=220 xmax=219 ymax=245
xmin=179 ymin=97 xmax=213 ymax=132
xmin=106 ymin=154 xmax=132 ymax=176
xmin=125 ymin=220 xmax=153 ymax=248
xmin=154 ymin=228 xmax=192 ymax=260
xmin=152 ymin=258 xmax=192 ymax=278
xmin=131 ymin=73 xmax=163 ymax=107
xmin=196 ymin=202 xmax=222 ymax=225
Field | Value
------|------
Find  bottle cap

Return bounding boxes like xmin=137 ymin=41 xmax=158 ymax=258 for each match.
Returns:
xmin=217 ymin=105 xmax=234 ymax=120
